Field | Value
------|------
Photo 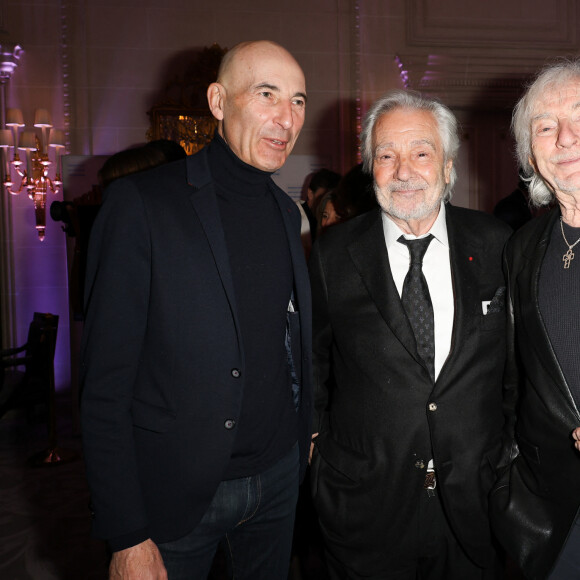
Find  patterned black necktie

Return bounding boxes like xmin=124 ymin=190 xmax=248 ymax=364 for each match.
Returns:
xmin=398 ymin=235 xmax=435 ymax=381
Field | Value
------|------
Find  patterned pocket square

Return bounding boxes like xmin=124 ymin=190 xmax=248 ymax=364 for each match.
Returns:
xmin=485 ymin=286 xmax=506 ymax=314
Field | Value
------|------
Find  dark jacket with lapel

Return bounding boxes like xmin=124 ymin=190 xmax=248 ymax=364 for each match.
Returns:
xmin=490 ymin=207 xmax=580 ymax=580
xmin=309 ymin=204 xmax=510 ymax=575
xmin=80 ymin=145 xmax=312 ymax=549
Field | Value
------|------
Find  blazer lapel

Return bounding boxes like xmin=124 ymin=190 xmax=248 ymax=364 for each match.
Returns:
xmin=270 ymin=183 xmax=312 ymax=381
xmin=441 ymin=206 xmax=486 ymax=379
xmin=270 ymin=184 xmax=310 ymax=309
xmin=185 ymin=151 xmax=241 ymax=338
xmin=347 ymin=209 xmax=423 ymax=367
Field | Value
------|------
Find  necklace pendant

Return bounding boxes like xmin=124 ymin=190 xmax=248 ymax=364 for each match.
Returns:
xmin=563 ymin=248 xmax=575 ymax=269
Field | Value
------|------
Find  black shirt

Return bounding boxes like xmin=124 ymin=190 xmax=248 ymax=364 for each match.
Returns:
xmin=539 ymin=217 xmax=580 ymax=409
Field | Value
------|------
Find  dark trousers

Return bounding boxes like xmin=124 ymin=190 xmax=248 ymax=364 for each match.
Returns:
xmin=548 ymin=517 xmax=580 ymax=580
xmin=158 ymin=443 xmax=299 ymax=580
xmin=324 ymin=489 xmax=501 ymax=580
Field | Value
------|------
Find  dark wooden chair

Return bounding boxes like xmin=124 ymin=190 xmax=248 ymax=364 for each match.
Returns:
xmin=0 ymin=312 xmax=59 ymax=422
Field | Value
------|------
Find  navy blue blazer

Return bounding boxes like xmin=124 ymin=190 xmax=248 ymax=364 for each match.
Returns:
xmin=80 ymin=145 xmax=313 ymax=549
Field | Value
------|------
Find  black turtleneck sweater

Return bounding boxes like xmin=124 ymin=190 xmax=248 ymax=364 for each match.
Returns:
xmin=208 ymin=134 xmax=298 ymax=479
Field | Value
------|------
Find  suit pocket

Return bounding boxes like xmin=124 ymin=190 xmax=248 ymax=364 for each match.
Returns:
xmin=480 ymin=310 xmax=506 ymax=332
xmin=316 ymin=434 xmax=370 ymax=483
xmin=132 ymin=398 xmax=176 ymax=433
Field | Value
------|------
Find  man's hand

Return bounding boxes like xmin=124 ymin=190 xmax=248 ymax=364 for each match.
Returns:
xmin=309 ymin=432 xmax=319 ymax=464
xmin=109 ymin=538 xmax=167 ymax=580
xmin=573 ymin=428 xmax=580 ymax=452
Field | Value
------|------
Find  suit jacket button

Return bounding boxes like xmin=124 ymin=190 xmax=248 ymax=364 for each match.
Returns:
xmin=231 ymin=368 xmax=241 ymax=378
xmin=428 ymin=402 xmax=437 ymax=411
xmin=224 ymin=419 xmax=236 ymax=430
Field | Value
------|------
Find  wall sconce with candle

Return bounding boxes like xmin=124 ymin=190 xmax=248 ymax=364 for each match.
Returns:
xmin=0 ymin=108 xmax=65 ymax=241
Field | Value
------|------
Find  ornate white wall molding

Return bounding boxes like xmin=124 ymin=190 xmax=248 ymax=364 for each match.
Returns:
xmin=407 ymin=0 xmax=576 ymax=51
xmin=397 ymin=0 xmax=580 ymax=109
xmin=395 ymin=53 xmax=546 ymax=108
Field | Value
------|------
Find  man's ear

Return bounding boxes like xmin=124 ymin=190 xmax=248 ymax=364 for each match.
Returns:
xmin=528 ymin=155 xmax=538 ymax=174
xmin=207 ymin=83 xmax=225 ymax=121
xmin=444 ymin=159 xmax=453 ymax=184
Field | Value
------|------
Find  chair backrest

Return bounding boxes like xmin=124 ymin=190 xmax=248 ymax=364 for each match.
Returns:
xmin=23 ymin=313 xmax=59 ymax=379
xmin=0 ymin=312 xmax=59 ymax=418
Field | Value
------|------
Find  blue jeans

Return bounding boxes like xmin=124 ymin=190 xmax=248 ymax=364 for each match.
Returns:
xmin=158 ymin=443 xmax=299 ymax=580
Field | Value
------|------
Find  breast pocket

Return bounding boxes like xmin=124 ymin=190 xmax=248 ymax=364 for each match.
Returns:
xmin=480 ymin=309 xmax=506 ymax=332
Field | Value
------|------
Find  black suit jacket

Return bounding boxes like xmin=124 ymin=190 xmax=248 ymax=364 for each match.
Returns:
xmin=490 ymin=208 xmax=580 ymax=580
xmin=309 ymin=204 xmax=510 ymax=575
xmin=80 ymin=145 xmax=313 ymax=549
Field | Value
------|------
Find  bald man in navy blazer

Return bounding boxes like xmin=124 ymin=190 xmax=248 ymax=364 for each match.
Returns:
xmin=81 ymin=41 xmax=312 ymax=580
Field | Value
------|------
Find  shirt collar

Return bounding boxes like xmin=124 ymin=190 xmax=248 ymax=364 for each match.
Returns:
xmin=382 ymin=201 xmax=449 ymax=251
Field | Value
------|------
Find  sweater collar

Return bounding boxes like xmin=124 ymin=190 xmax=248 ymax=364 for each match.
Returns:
xmin=208 ymin=131 xmax=273 ymax=196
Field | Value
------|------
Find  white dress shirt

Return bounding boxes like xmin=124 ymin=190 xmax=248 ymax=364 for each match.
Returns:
xmin=382 ymin=202 xmax=454 ymax=382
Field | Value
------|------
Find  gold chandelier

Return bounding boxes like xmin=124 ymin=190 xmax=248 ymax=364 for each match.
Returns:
xmin=0 ymin=108 xmax=65 ymax=241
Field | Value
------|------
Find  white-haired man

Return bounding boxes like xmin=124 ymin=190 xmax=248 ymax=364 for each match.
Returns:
xmin=491 ymin=58 xmax=580 ymax=580
xmin=309 ymin=89 xmax=511 ymax=579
